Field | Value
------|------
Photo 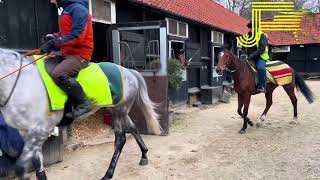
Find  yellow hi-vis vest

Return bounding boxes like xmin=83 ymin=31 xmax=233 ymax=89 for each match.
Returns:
xmin=258 ymin=32 xmax=269 ymax=61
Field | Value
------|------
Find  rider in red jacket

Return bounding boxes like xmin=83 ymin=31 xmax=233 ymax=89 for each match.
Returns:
xmin=40 ymin=0 xmax=93 ymax=118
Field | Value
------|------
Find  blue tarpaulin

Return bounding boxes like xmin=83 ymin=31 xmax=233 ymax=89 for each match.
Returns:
xmin=0 ymin=112 xmax=25 ymax=177
xmin=0 ymin=112 xmax=24 ymax=158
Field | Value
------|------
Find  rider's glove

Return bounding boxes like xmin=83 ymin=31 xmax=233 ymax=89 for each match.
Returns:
xmin=40 ymin=40 xmax=56 ymax=54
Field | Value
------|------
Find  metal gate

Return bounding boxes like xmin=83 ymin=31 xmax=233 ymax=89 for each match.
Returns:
xmin=112 ymin=21 xmax=169 ymax=134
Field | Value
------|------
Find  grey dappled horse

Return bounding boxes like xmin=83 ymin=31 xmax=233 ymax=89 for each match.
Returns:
xmin=0 ymin=48 xmax=162 ymax=180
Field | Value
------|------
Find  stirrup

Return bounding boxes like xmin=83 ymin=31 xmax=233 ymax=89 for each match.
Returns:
xmin=66 ymin=101 xmax=92 ymax=118
xmin=257 ymin=86 xmax=266 ymax=93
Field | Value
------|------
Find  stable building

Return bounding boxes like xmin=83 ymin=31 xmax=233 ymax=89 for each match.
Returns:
xmin=114 ymin=0 xmax=248 ymax=107
xmin=267 ymin=13 xmax=320 ymax=76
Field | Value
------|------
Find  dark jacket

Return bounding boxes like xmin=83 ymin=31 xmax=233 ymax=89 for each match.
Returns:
xmin=245 ymin=32 xmax=268 ymax=61
xmin=0 ymin=112 xmax=24 ymax=159
xmin=53 ymin=0 xmax=94 ymax=60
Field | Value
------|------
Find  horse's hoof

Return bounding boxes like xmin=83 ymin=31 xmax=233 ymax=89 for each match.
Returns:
xmin=238 ymin=129 xmax=246 ymax=134
xmin=260 ymin=115 xmax=266 ymax=122
xmin=101 ymin=172 xmax=113 ymax=180
xmin=289 ymin=120 xmax=299 ymax=125
xmin=14 ymin=165 xmax=26 ymax=178
xmin=139 ymin=158 xmax=149 ymax=166
xmin=36 ymin=171 xmax=47 ymax=180
xmin=248 ymin=121 xmax=254 ymax=127
xmin=21 ymin=176 xmax=31 ymax=180
xmin=256 ymin=122 xmax=262 ymax=128
xmin=101 ymin=178 xmax=111 ymax=180
xmin=101 ymin=176 xmax=112 ymax=180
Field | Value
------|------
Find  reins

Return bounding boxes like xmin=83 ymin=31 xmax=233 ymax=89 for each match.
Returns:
xmin=0 ymin=49 xmax=48 ymax=107
xmin=224 ymin=55 xmax=242 ymax=74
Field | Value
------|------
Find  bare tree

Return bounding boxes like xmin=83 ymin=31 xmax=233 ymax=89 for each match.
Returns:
xmin=304 ymin=0 xmax=320 ymax=12
xmin=217 ymin=0 xmax=312 ymax=19
xmin=237 ymin=0 xmax=251 ymax=18
xmin=216 ymin=0 xmax=251 ymax=18
xmin=291 ymin=0 xmax=308 ymax=9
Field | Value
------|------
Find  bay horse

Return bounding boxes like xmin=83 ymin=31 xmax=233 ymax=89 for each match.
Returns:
xmin=0 ymin=48 xmax=162 ymax=180
xmin=216 ymin=48 xmax=315 ymax=134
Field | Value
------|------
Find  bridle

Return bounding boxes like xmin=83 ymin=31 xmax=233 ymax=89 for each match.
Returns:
xmin=221 ymin=53 xmax=239 ymax=74
xmin=224 ymin=66 xmax=238 ymax=74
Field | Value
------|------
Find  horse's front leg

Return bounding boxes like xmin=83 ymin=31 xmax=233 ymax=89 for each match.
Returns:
xmin=15 ymin=129 xmax=48 ymax=180
xmin=32 ymin=150 xmax=47 ymax=180
xmin=237 ymin=94 xmax=244 ymax=117
xmin=239 ymin=94 xmax=253 ymax=134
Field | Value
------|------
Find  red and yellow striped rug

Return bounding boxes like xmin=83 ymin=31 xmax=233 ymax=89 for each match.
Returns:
xmin=265 ymin=61 xmax=293 ymax=86
xmin=250 ymin=60 xmax=293 ymax=86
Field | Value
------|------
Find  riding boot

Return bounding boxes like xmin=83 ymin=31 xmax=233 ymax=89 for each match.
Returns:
xmin=59 ymin=78 xmax=92 ymax=118
xmin=257 ymin=68 xmax=266 ymax=93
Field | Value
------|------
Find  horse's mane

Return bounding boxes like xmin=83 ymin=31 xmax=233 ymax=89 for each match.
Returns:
xmin=0 ymin=48 xmax=21 ymax=58
xmin=0 ymin=48 xmax=31 ymax=67
xmin=227 ymin=50 xmax=255 ymax=77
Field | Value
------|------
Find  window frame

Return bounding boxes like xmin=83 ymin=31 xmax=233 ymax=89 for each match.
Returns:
xmin=166 ymin=18 xmax=189 ymax=38
xmin=212 ymin=45 xmax=222 ymax=68
xmin=272 ymin=46 xmax=291 ymax=53
xmin=168 ymin=40 xmax=185 ymax=59
xmin=89 ymin=0 xmax=116 ymax=24
xmin=211 ymin=30 xmax=224 ymax=44
xmin=237 ymin=40 xmax=242 ymax=48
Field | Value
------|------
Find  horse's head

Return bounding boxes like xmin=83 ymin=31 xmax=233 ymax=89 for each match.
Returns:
xmin=216 ymin=48 xmax=235 ymax=75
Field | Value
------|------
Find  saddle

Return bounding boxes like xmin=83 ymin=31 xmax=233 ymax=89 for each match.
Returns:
xmin=248 ymin=60 xmax=293 ymax=86
xmin=44 ymin=56 xmax=63 ymax=76
xmin=35 ymin=55 xmax=124 ymax=126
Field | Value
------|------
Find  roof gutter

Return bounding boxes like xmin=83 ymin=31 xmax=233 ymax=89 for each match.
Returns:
xmin=131 ymin=0 xmax=244 ymax=35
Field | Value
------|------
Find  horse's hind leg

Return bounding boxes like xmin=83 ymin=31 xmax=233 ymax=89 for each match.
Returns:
xmin=102 ymin=112 xmax=126 ymax=180
xmin=283 ymin=83 xmax=298 ymax=119
xmin=260 ymin=84 xmax=277 ymax=123
xmin=126 ymin=115 xmax=149 ymax=166
xmin=15 ymin=129 xmax=48 ymax=180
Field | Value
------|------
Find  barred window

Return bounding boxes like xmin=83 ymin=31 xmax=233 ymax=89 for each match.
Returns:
xmin=90 ymin=0 xmax=116 ymax=24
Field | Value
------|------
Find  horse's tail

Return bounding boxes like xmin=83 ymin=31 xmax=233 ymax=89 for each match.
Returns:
xmin=131 ymin=70 xmax=162 ymax=135
xmin=294 ymin=71 xmax=315 ymax=104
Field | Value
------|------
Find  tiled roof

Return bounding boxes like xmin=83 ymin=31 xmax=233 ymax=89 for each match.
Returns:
xmin=266 ymin=13 xmax=320 ymax=46
xmin=136 ymin=0 xmax=249 ymax=34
